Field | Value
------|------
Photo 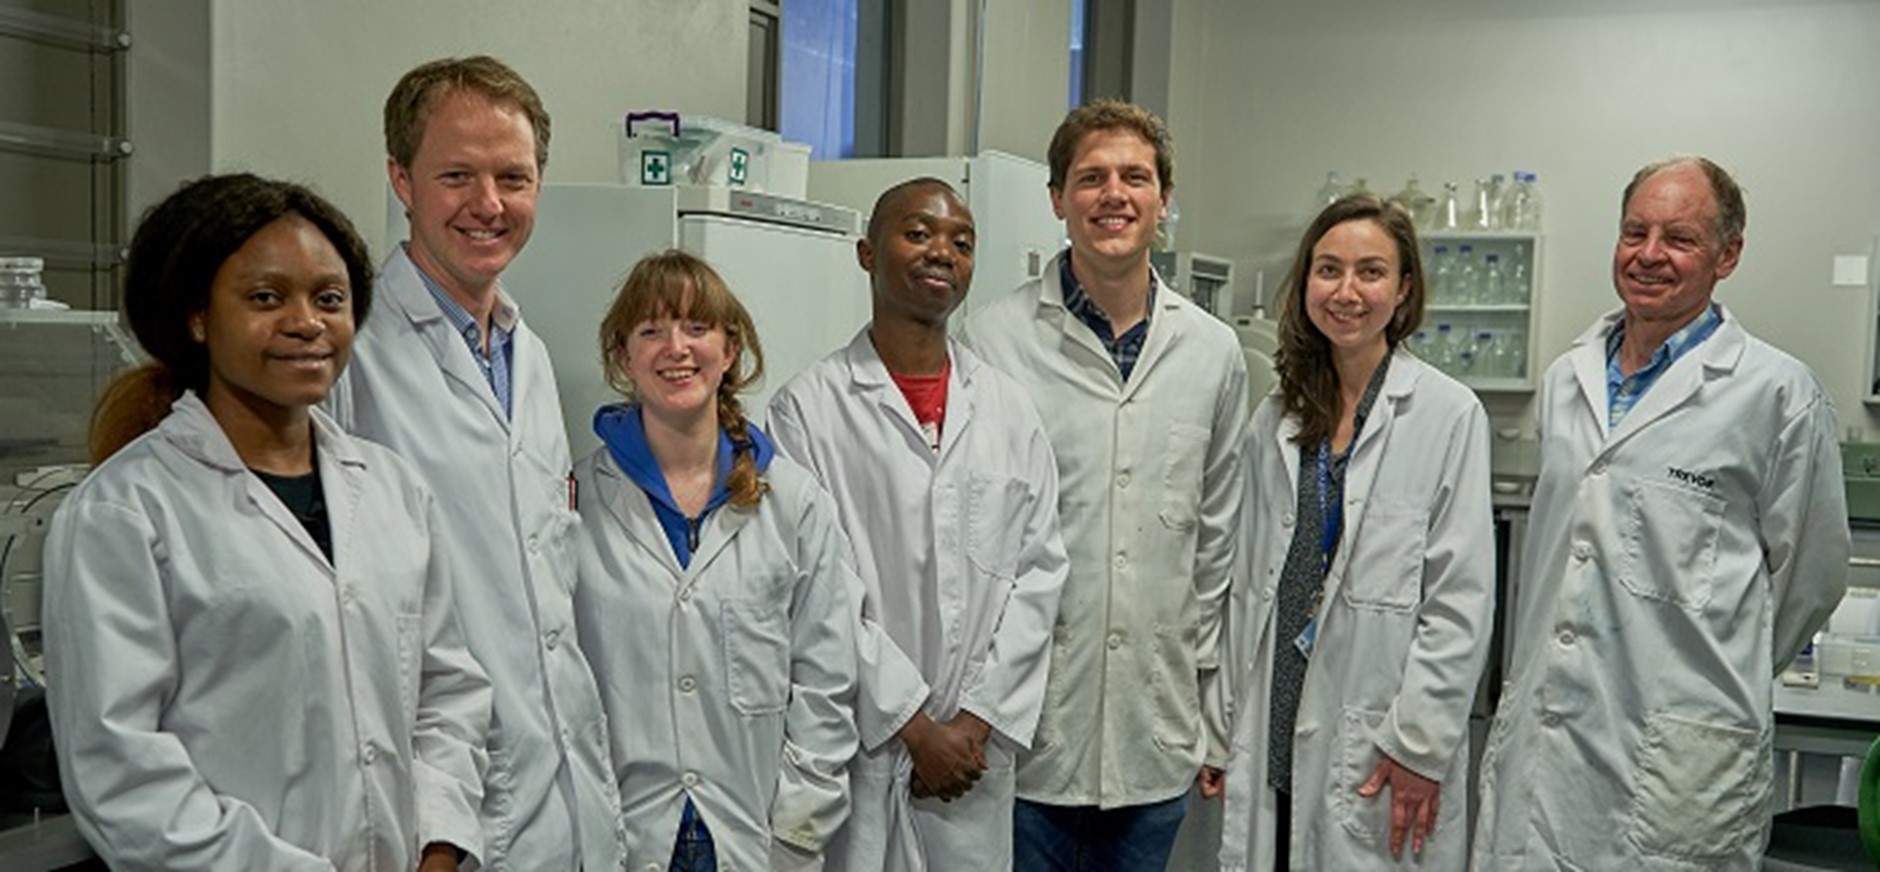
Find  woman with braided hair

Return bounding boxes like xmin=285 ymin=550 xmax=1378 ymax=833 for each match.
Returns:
xmin=571 ymin=249 xmax=860 ymax=871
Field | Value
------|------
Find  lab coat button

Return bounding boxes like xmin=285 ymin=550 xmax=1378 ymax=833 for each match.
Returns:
xmin=1117 ymin=472 xmax=1131 ymax=488
xmin=682 ymin=771 xmax=700 ymax=787
xmin=1571 ymin=542 xmax=1591 ymax=562
xmin=527 ymin=535 xmax=540 ymax=555
xmin=1557 ymin=628 xmax=1576 ymax=646
xmin=1542 ymin=712 xmax=1562 ymax=728
xmin=679 ymin=675 xmax=697 ymax=693
xmin=1261 ymin=586 xmax=1275 ymax=600
xmin=1113 ymin=553 xmax=1128 ymax=570
xmin=545 ymin=629 xmax=560 ymax=650
xmin=361 ymin=744 xmax=377 ymax=765
xmin=1107 ymin=632 xmax=1123 ymax=650
xmin=1282 ymin=513 xmax=1295 ymax=527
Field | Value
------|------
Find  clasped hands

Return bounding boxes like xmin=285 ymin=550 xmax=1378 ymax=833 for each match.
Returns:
xmin=898 ymin=710 xmax=991 ymax=802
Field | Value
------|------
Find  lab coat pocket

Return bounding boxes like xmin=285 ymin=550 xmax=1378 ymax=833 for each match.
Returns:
xmin=722 ymin=597 xmax=792 ymax=716
xmin=966 ymin=471 xmax=1028 ymax=578
xmin=1340 ymin=502 xmax=1427 ymax=612
xmin=1625 ymin=713 xmax=1764 ymax=861
xmin=1620 ymin=480 xmax=1724 ymax=610
xmin=1333 ymin=707 xmax=1391 ymax=843
xmin=1150 ymin=624 xmax=1202 ymax=752
xmin=1158 ymin=424 xmax=1210 ymax=530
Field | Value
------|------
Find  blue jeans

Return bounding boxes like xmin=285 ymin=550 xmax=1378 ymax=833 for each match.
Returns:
xmin=1013 ymin=794 xmax=1188 ymax=872
xmin=667 ymin=799 xmax=717 ymax=872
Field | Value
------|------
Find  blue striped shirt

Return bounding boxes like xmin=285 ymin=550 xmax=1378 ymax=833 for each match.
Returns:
xmin=1605 ymin=303 xmax=1721 ymax=428
xmin=1059 ymin=252 xmax=1154 ymax=381
xmin=411 ymin=249 xmax=517 ymax=419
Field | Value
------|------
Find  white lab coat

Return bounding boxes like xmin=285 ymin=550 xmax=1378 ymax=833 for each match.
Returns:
xmin=1217 ymin=351 xmax=1493 ymax=872
xmin=768 ymin=330 xmax=1070 ymax=871
xmin=44 ymin=393 xmax=490 ymax=872
xmin=326 ymin=247 xmax=626 ymax=871
xmin=1471 ymin=306 xmax=1850 ymax=871
xmin=571 ymin=446 xmax=858 ymax=872
xmin=963 ymin=251 xmax=1251 ymax=807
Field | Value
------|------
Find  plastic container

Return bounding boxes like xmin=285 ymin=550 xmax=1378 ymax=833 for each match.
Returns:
xmin=619 ymin=112 xmax=781 ymax=190
xmin=0 ymin=257 xmax=46 ymax=308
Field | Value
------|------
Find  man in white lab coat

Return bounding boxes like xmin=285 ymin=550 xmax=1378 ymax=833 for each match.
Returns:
xmin=1472 ymin=157 xmax=1850 ymax=871
xmin=964 ymin=100 xmax=1251 ymax=870
xmin=326 ymin=56 xmax=625 ymax=871
xmin=769 ymin=178 xmax=1070 ymax=870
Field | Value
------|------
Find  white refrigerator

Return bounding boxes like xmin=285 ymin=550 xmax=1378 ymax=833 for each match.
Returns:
xmin=387 ymin=183 xmax=867 ymax=457
xmin=808 ymin=151 xmax=1065 ymax=313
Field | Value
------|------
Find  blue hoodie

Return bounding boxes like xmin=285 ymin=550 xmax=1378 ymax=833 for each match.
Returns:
xmin=592 ymin=403 xmax=776 ymax=568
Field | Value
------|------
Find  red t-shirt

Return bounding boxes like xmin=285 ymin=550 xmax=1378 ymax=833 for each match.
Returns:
xmin=890 ymin=356 xmax=950 ymax=452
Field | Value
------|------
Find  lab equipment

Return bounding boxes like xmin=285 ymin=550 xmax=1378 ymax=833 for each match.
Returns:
xmin=1150 ymin=251 xmax=1235 ymax=320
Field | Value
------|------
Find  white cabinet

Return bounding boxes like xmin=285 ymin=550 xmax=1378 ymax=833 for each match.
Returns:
xmin=1413 ymin=231 xmax=1542 ymax=392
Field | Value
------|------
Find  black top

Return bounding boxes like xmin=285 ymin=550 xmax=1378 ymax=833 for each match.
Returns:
xmin=252 ymin=461 xmax=332 ymax=563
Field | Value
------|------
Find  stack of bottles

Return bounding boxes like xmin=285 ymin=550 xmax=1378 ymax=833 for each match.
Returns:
xmin=1409 ymin=326 xmax=1527 ymax=380
xmin=1426 ymin=243 xmax=1531 ymax=306
xmin=1314 ymin=171 xmax=1543 ymax=232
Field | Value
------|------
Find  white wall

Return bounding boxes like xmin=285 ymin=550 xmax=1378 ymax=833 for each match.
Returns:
xmin=209 ymin=0 xmax=748 ymax=257
xmin=978 ymin=0 xmax=1072 ymax=162
xmin=1168 ymin=0 xmax=1880 ymax=432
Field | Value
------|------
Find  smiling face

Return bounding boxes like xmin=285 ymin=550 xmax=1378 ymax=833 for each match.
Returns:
xmin=1050 ymin=127 xmax=1168 ymax=269
xmin=621 ymin=298 xmax=736 ymax=427
xmin=861 ymin=183 xmax=976 ymax=329
xmin=192 ymin=215 xmax=356 ymax=427
xmin=388 ymin=91 xmax=539 ymax=306
xmin=1612 ymin=162 xmax=1741 ymax=329
xmin=1303 ymin=218 xmax=1408 ymax=360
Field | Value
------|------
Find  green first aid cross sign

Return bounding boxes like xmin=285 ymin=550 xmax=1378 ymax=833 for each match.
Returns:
xmin=728 ymin=148 xmax=749 ymax=186
xmin=641 ymin=150 xmax=671 ymax=186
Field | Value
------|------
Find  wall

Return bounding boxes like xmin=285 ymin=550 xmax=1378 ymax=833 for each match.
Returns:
xmin=977 ymin=0 xmax=1072 ymax=161
xmin=208 ymin=0 xmax=748 ymax=257
xmin=1167 ymin=0 xmax=1880 ymax=432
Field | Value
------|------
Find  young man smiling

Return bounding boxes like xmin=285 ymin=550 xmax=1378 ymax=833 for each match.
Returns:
xmin=965 ymin=101 xmax=1250 ymax=870
xmin=327 ymin=56 xmax=624 ymax=872
xmin=770 ymin=178 xmax=1068 ymax=870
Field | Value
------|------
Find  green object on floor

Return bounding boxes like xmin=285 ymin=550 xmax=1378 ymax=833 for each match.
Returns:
xmin=1860 ymin=734 xmax=1880 ymax=865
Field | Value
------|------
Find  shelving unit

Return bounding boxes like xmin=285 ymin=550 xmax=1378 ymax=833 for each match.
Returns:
xmin=0 ymin=2 xmax=130 ymax=309
xmin=1415 ymin=230 xmax=1542 ymax=393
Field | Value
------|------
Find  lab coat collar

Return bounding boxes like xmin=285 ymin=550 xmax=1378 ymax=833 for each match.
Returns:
xmin=1569 ymin=304 xmax=1746 ymax=449
xmin=1273 ymin=347 xmax=1420 ymax=495
xmin=159 ymin=391 xmax=362 ymax=574
xmin=1030 ymin=249 xmax=1189 ymax=401
xmin=376 ymin=247 xmax=514 ymax=430
xmin=589 ymin=405 xmax=770 ymax=582
xmin=841 ymin=326 xmax=981 ymax=463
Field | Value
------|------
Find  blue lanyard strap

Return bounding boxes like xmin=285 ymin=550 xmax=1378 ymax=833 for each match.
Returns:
xmin=1316 ymin=439 xmax=1344 ymax=572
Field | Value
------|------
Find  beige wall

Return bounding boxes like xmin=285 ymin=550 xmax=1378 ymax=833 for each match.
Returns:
xmin=1166 ymin=0 xmax=1880 ymax=432
xmin=977 ymin=0 xmax=1072 ymax=162
xmin=209 ymin=0 xmax=749 ymax=257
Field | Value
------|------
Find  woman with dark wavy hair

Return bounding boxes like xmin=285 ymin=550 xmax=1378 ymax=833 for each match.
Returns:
xmin=1217 ymin=195 xmax=1495 ymax=871
xmin=45 ymin=173 xmax=490 ymax=871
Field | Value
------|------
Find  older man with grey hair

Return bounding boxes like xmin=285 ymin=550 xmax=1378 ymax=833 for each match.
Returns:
xmin=1471 ymin=157 xmax=1849 ymax=871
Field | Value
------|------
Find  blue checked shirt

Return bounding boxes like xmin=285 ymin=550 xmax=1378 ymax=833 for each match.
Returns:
xmin=1605 ymin=303 xmax=1721 ymax=428
xmin=412 ymin=248 xmax=517 ymax=419
xmin=1059 ymin=252 xmax=1154 ymax=381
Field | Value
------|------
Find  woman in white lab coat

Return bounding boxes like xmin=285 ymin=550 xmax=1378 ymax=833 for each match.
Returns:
xmin=1217 ymin=195 xmax=1494 ymax=871
xmin=44 ymin=173 xmax=491 ymax=871
xmin=572 ymin=249 xmax=858 ymax=871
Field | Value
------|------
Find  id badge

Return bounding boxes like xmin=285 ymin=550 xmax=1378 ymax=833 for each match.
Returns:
xmin=1292 ymin=618 xmax=1319 ymax=660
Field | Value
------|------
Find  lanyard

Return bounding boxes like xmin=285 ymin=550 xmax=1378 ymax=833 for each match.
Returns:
xmin=1316 ymin=438 xmax=1345 ymax=577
